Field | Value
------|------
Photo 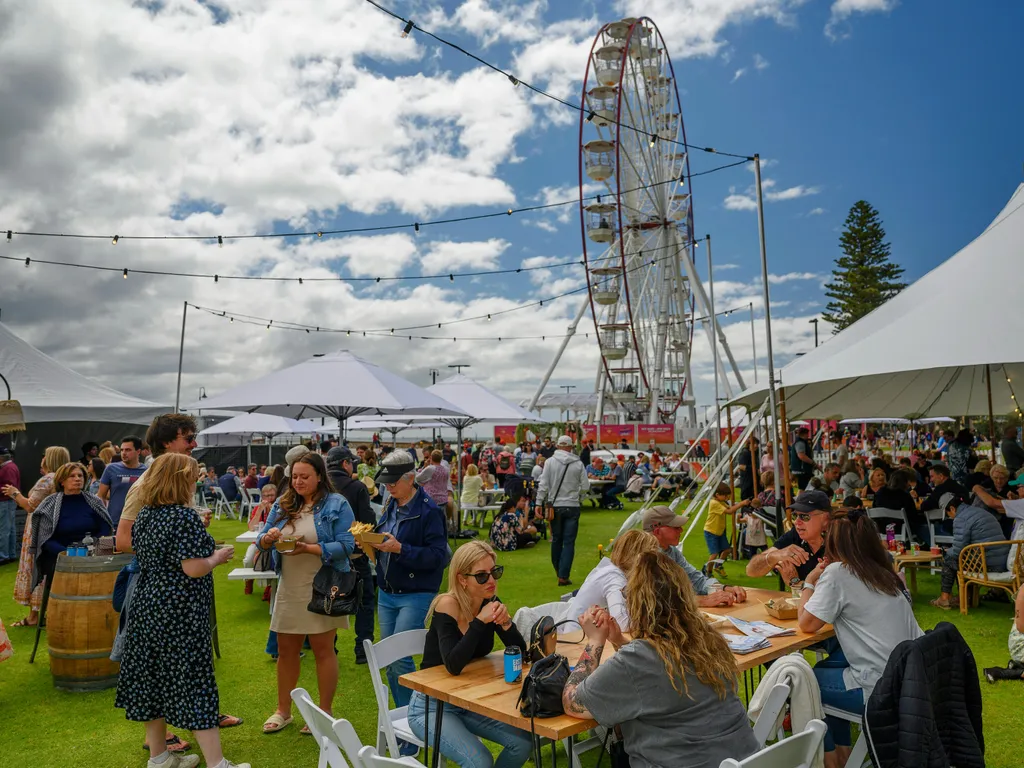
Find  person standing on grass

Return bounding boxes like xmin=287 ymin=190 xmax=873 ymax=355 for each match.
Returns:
xmin=703 ymin=483 xmax=749 ymax=577
xmin=364 ymin=450 xmax=448 ymax=756
xmin=536 ymin=435 xmax=590 ymax=587
xmin=0 ymin=446 xmax=20 ymax=564
xmin=114 ymin=454 xmax=247 ymax=768
xmin=257 ymin=453 xmax=355 ymax=735
xmin=96 ymin=436 xmax=146 ymax=526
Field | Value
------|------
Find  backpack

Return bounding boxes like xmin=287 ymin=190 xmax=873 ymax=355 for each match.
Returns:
xmin=489 ymin=512 xmax=519 ymax=551
xmin=504 ymin=474 xmax=536 ymax=505
xmin=498 ymin=453 xmax=512 ymax=471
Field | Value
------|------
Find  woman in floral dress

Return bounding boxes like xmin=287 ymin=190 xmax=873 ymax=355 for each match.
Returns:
xmin=1 ymin=446 xmax=68 ymax=626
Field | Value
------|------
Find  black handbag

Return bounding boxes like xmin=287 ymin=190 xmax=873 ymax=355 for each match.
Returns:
xmin=517 ymin=651 xmax=570 ymax=718
xmin=527 ymin=616 xmax=578 ymax=663
xmin=307 ymin=565 xmax=362 ymax=616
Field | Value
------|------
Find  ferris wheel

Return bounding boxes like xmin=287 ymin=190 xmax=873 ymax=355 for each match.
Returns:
xmin=529 ymin=17 xmax=746 ymax=426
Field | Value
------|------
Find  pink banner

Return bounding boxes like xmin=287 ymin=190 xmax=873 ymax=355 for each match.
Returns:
xmin=493 ymin=425 xmax=517 ymax=444
xmin=582 ymin=424 xmax=598 ymax=442
xmin=599 ymin=424 xmax=636 ymax=445
xmin=638 ymin=424 xmax=675 ymax=445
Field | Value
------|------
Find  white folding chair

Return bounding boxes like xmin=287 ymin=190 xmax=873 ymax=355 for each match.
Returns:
xmin=357 ymin=745 xmax=425 ymax=767
xmin=363 ymin=631 xmax=427 ymax=759
xmin=868 ymin=507 xmax=912 ymax=543
xmin=239 ymin=487 xmax=258 ymax=519
xmin=290 ymin=687 xmax=366 ymax=768
xmin=212 ymin=485 xmax=237 ymax=520
xmin=925 ymin=507 xmax=954 ymax=547
xmin=719 ymin=719 xmax=827 ymax=768
xmin=820 ymin=705 xmax=869 ymax=768
xmin=749 ymin=681 xmax=792 ymax=747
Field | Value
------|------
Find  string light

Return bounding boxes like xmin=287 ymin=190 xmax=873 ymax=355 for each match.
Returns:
xmin=122 ymin=268 xmax=128 ymax=279
xmin=218 ymin=235 xmax=223 ymax=247
xmin=24 ymin=257 xmax=30 ymax=267
xmin=5 ymin=230 xmax=10 ymax=243
xmin=401 ymin=19 xmax=413 ymax=37
xmin=112 ymin=235 xmax=119 ymax=245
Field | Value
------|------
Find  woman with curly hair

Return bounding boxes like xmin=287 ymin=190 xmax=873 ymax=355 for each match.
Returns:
xmin=562 ymin=550 xmax=758 ymax=768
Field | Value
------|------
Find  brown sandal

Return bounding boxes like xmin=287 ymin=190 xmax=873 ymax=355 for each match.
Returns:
xmin=11 ymin=616 xmax=37 ymax=627
xmin=143 ymin=734 xmax=191 ymax=752
xmin=929 ymin=598 xmax=953 ymax=610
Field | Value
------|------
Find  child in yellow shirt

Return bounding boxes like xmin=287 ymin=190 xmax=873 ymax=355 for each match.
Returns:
xmin=704 ymin=482 xmax=751 ymax=574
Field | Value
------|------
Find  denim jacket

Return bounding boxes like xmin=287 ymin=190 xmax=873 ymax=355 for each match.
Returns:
xmin=256 ymin=492 xmax=355 ymax=574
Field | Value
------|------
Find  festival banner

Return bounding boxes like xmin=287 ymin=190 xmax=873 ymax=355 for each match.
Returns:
xmin=493 ymin=425 xmax=517 ymax=444
xmin=638 ymin=424 xmax=675 ymax=445
xmin=599 ymin=423 xmax=636 ymax=445
xmin=582 ymin=424 xmax=598 ymax=442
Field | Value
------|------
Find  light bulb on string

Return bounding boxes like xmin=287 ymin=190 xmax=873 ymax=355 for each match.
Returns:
xmin=122 ymin=268 xmax=128 ymax=279
xmin=24 ymin=257 xmax=30 ymax=267
xmin=414 ymin=223 xmax=420 ymax=233
xmin=214 ymin=275 xmax=219 ymax=283
xmin=316 ymin=231 xmax=323 ymax=238
xmin=217 ymin=235 xmax=223 ymax=248
xmin=112 ymin=235 xmax=119 ymax=245
xmin=508 ymin=75 xmax=519 ymax=86
xmin=6 ymin=230 xmax=11 ymax=243
xmin=401 ymin=20 xmax=413 ymax=37
xmin=229 ymin=316 xmax=234 ymax=323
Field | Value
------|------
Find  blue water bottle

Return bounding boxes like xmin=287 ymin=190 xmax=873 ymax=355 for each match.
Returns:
xmin=504 ymin=646 xmax=522 ymax=684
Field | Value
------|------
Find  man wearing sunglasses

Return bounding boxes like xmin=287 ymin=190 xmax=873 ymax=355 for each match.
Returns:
xmin=746 ymin=490 xmax=832 ymax=585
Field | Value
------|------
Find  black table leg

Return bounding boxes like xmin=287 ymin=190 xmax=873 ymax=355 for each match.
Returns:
xmin=431 ymin=699 xmax=444 ymax=768
xmin=564 ymin=735 xmax=575 ymax=768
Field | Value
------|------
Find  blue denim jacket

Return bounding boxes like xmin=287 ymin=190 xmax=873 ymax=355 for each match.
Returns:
xmin=256 ymin=492 xmax=355 ymax=574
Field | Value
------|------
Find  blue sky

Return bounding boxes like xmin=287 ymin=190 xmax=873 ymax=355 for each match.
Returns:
xmin=1 ymin=0 xmax=1021 ymax=416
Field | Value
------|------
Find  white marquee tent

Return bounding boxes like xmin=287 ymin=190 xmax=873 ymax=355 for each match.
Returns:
xmin=732 ymin=184 xmax=1024 ymax=420
xmin=0 ymin=322 xmax=166 ymax=424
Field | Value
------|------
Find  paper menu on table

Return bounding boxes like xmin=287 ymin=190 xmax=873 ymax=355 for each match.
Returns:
xmin=723 ymin=634 xmax=772 ymax=654
xmin=726 ymin=616 xmax=796 ymax=638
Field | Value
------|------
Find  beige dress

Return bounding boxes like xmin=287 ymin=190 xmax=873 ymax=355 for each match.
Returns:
xmin=270 ymin=508 xmax=349 ymax=635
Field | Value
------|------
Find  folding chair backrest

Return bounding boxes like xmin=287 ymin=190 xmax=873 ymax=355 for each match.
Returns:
xmin=750 ymin=681 xmax=791 ymax=747
xmin=289 ymin=687 xmax=352 ymax=768
xmin=363 ymin=630 xmax=428 ymax=757
xmin=358 ymin=745 xmax=425 ymax=767
xmin=869 ymin=508 xmax=910 ymax=540
xmin=719 ymin=719 xmax=827 ymax=768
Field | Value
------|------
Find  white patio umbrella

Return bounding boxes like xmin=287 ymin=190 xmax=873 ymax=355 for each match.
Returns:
xmin=346 ymin=417 xmax=447 ymax=447
xmin=186 ymin=350 xmax=470 ymax=436
xmin=199 ymin=412 xmax=313 ymax=465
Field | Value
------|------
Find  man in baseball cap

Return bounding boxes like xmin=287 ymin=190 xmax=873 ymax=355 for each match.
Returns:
xmin=641 ymin=506 xmax=747 ymax=607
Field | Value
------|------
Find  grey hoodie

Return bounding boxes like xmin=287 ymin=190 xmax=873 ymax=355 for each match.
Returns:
xmin=536 ymin=448 xmax=590 ymax=509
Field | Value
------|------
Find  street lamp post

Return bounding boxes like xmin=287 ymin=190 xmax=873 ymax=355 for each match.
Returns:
xmin=809 ymin=318 xmax=820 ymax=348
xmin=560 ymin=385 xmax=576 ymax=422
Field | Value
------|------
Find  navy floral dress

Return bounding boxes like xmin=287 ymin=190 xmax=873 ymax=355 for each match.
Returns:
xmin=115 ymin=504 xmax=219 ymax=730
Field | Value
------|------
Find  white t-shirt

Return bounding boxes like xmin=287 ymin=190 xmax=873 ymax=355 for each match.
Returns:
xmin=531 ymin=464 xmax=544 ymax=481
xmin=564 ymin=558 xmax=628 ymax=631
xmin=804 ymin=563 xmax=923 ymax=697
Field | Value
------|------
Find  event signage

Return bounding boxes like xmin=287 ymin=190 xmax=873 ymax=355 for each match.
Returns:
xmin=582 ymin=424 xmax=598 ymax=442
xmin=599 ymin=424 xmax=636 ymax=445
xmin=638 ymin=424 xmax=675 ymax=445
xmin=493 ymin=425 xmax=517 ymax=444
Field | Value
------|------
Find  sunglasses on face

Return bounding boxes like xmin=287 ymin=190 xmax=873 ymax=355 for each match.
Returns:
xmin=465 ymin=565 xmax=504 ymax=584
xmin=794 ymin=510 xmax=826 ymax=522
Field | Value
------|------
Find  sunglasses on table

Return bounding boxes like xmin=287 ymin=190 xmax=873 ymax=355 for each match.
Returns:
xmin=465 ymin=565 xmax=504 ymax=584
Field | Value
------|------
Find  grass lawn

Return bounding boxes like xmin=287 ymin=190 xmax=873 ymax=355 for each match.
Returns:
xmin=1 ymin=500 xmax=1021 ymax=767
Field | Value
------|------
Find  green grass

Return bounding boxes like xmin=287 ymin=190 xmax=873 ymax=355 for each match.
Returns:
xmin=1 ymin=502 xmax=1021 ymax=767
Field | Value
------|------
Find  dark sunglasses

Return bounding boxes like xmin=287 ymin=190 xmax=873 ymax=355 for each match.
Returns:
xmin=465 ymin=565 xmax=504 ymax=584
xmin=794 ymin=510 xmax=827 ymax=522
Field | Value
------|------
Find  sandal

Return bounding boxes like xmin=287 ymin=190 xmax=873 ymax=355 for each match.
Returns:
xmin=11 ymin=616 xmax=37 ymax=627
xmin=929 ymin=598 xmax=953 ymax=610
xmin=300 ymin=725 xmax=312 ymax=735
xmin=219 ymin=713 xmax=244 ymax=728
xmin=143 ymin=734 xmax=191 ymax=752
xmin=262 ymin=713 xmax=293 ymax=734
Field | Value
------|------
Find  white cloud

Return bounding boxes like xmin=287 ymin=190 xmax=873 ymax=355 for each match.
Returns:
xmin=420 ymin=239 xmax=510 ymax=273
xmin=768 ymin=271 xmax=823 ymax=284
xmin=724 ymin=193 xmax=758 ymax=211
xmin=826 ymin=0 xmax=897 ymax=40
xmin=753 ymin=53 xmax=770 ymax=70
xmin=766 ymin=185 xmax=821 ymax=202
xmin=807 ymin=207 xmax=826 ymax=216
xmin=716 ymin=263 xmax=740 ymax=271
xmin=731 ymin=67 xmax=748 ymax=82
xmin=724 ymin=169 xmax=821 ymax=211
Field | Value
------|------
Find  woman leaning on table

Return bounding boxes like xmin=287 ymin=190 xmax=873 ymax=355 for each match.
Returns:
xmin=563 ymin=550 xmax=758 ymax=768
xmin=407 ymin=540 xmax=533 ymax=768
xmin=256 ymin=452 xmax=355 ymax=735
xmin=2 ymin=445 xmax=69 ymax=627
xmin=113 ymin=453 xmax=246 ymax=768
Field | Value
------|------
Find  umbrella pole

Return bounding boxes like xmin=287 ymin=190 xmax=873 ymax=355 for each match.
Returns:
xmin=726 ymin=409 xmax=737 ymax=559
xmin=778 ymin=388 xmax=793 ymax=522
xmin=987 ymin=364 xmax=996 ymax=462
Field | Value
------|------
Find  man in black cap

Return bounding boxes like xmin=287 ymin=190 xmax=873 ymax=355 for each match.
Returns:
xmin=746 ymin=490 xmax=832 ymax=584
xmin=325 ymin=445 xmax=378 ymax=664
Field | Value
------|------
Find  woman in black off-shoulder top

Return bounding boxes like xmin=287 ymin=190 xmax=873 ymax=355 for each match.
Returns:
xmin=407 ymin=541 xmax=533 ymax=768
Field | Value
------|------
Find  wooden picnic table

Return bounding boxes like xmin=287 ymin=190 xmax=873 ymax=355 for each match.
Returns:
xmin=893 ymin=551 xmax=943 ymax=593
xmin=400 ymin=587 xmax=833 ymax=767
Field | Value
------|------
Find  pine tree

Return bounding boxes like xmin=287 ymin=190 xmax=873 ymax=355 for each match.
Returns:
xmin=822 ymin=201 xmax=906 ymax=332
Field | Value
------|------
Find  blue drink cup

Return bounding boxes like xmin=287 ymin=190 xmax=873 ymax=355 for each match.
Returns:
xmin=504 ymin=646 xmax=522 ymax=684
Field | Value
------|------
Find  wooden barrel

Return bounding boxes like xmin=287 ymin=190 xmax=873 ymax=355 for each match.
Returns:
xmin=47 ymin=553 xmax=133 ymax=691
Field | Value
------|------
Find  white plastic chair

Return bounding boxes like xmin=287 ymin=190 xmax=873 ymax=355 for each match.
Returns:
xmin=363 ymin=631 xmax=427 ymax=759
xmin=924 ymin=507 xmax=954 ymax=547
xmin=719 ymin=719 xmax=827 ymax=768
xmin=749 ymin=681 xmax=792 ymax=747
xmin=868 ymin=507 xmax=912 ymax=543
xmin=239 ymin=486 xmax=258 ymax=519
xmin=290 ymin=687 xmax=365 ymax=768
xmin=820 ymin=705 xmax=869 ymax=768
xmin=212 ymin=485 xmax=238 ymax=520
xmin=357 ymin=745 xmax=425 ymax=767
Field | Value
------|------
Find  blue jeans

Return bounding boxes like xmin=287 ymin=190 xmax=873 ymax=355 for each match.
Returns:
xmin=0 ymin=499 xmax=16 ymax=561
xmin=550 ymin=508 xmax=580 ymax=581
xmin=704 ymin=531 xmax=730 ymax=557
xmin=813 ymin=659 xmax=863 ymax=751
xmin=408 ymin=690 xmax=533 ymax=768
xmin=377 ymin=590 xmax=435 ymax=708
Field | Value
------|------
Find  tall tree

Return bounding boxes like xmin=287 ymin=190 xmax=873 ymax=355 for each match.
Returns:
xmin=822 ymin=201 xmax=906 ymax=332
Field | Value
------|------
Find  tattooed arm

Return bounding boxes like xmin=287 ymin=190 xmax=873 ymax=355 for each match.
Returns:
xmin=562 ymin=606 xmax=610 ymax=719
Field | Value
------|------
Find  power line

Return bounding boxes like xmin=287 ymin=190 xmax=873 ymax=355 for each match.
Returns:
xmin=363 ymin=0 xmax=753 ymax=161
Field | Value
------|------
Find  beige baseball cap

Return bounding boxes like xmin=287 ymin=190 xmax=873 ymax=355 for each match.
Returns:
xmin=641 ymin=505 xmax=688 ymax=532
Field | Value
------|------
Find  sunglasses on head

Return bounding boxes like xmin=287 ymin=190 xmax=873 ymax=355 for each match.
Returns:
xmin=465 ymin=565 xmax=504 ymax=584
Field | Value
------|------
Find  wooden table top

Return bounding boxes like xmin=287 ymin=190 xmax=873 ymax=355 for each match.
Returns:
xmin=398 ymin=587 xmax=832 ymax=741
xmin=893 ymin=552 xmax=942 ymax=566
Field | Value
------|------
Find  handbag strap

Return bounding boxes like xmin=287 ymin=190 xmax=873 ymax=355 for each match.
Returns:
xmin=547 ymin=463 xmax=570 ymax=507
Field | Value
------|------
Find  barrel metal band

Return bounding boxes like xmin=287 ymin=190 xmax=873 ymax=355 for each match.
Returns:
xmin=49 ymin=649 xmax=114 ymax=660
xmin=49 ymin=593 xmax=114 ymax=601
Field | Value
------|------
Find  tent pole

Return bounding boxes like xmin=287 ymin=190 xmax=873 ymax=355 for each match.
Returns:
xmin=778 ymin=388 xmax=793 ymax=521
xmin=174 ymin=301 xmax=187 ymax=412
xmin=707 ymin=235 xmax=724 ymax=460
xmin=987 ymin=364 xmax=996 ymax=462
xmin=726 ymin=408 xmax=737 ymax=558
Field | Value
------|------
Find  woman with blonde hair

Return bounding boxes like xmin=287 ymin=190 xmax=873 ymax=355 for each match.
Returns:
xmin=406 ymin=540 xmax=533 ymax=768
xmin=99 ymin=446 xmax=117 ymax=466
xmin=564 ymin=529 xmax=660 ymax=631
xmin=563 ymin=550 xmax=758 ymax=768
xmin=114 ymin=453 xmax=246 ymax=768
xmin=2 ymin=445 xmax=70 ymax=626
xmin=460 ymin=463 xmax=483 ymax=509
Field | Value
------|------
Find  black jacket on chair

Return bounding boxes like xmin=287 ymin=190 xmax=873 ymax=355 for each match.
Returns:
xmin=865 ymin=622 xmax=984 ymax=768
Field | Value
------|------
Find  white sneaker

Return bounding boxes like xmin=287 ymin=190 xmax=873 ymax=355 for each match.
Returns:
xmin=221 ymin=762 xmax=251 ymax=768
xmin=147 ymin=754 xmax=200 ymax=768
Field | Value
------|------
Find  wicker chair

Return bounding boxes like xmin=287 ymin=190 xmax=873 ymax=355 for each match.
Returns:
xmin=957 ymin=538 xmax=1024 ymax=614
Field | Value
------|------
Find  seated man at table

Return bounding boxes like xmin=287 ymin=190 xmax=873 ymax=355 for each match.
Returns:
xmin=930 ymin=490 xmax=1010 ymax=610
xmin=406 ymin=540 xmax=533 ymax=768
xmin=746 ymin=490 xmax=831 ymax=585
xmin=562 ymin=552 xmax=759 ymax=768
xmin=600 ymin=458 xmax=625 ymax=509
xmin=642 ymin=506 xmax=747 ymax=608
xmin=586 ymin=455 xmax=609 ymax=480
xmin=649 ymin=472 xmax=680 ymax=501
